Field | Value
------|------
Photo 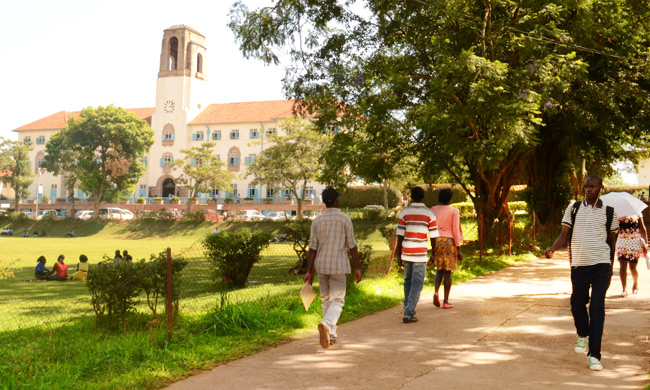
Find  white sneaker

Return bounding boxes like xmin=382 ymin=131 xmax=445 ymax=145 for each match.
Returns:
xmin=588 ymin=356 xmax=603 ymax=371
xmin=574 ymin=336 xmax=587 ymax=353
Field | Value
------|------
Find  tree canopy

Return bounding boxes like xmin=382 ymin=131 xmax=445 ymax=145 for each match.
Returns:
xmin=246 ymin=117 xmax=329 ymax=218
xmin=0 ymin=139 xmax=34 ymax=211
xmin=230 ymin=0 xmax=650 ymax=233
xmin=170 ymin=142 xmax=236 ymax=213
xmin=44 ymin=105 xmax=154 ymax=217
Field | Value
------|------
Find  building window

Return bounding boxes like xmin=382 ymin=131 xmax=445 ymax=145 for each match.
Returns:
xmin=140 ymin=184 xmax=146 ymax=190
xmin=212 ymin=130 xmax=221 ymax=141
xmin=139 ymin=157 xmax=148 ymax=167
xmin=37 ymin=157 xmax=44 ymax=168
xmin=23 ymin=136 xmax=31 ymax=144
xmin=36 ymin=136 xmax=45 ymax=145
xmin=169 ymin=37 xmax=178 ymax=71
xmin=161 ymin=154 xmax=173 ymax=166
xmin=248 ymin=185 xmax=257 ymax=198
xmin=249 ymin=129 xmax=259 ymax=139
xmin=230 ymin=129 xmax=239 ymax=140
xmin=266 ymin=128 xmax=276 ymax=137
xmin=192 ymin=131 xmax=204 ymax=141
xmin=197 ymin=53 xmax=203 ymax=73
xmin=215 ymin=154 xmax=221 ymax=162
xmin=211 ymin=188 xmax=219 ymax=198
xmin=266 ymin=188 xmax=275 ymax=198
xmin=231 ymin=184 xmax=238 ymax=198
xmin=244 ymin=154 xmax=257 ymax=166
xmin=51 ymin=184 xmax=57 ymax=189
xmin=229 ymin=154 xmax=239 ymax=167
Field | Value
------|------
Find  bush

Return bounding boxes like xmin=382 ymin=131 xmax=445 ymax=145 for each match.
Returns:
xmin=184 ymin=210 xmax=207 ymax=222
xmin=204 ymin=228 xmax=272 ymax=288
xmin=450 ymin=201 xmax=528 ymax=218
xmin=262 ymin=198 xmax=273 ymax=204
xmin=0 ymin=259 xmax=16 ymax=280
xmin=604 ymin=185 xmax=647 ymax=195
xmin=338 ymin=185 xmax=402 ymax=208
xmin=362 ymin=207 xmax=388 ymax=220
xmin=87 ymin=261 xmax=144 ymax=325
xmin=224 ymin=198 xmax=234 ymax=204
xmin=140 ymin=251 xmax=188 ymax=318
xmin=136 ymin=197 xmax=146 ymax=204
xmin=347 ymin=243 xmax=373 ymax=287
xmin=282 ymin=220 xmax=312 ymax=274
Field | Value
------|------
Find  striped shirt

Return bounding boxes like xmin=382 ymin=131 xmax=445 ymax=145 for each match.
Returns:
xmin=396 ymin=203 xmax=439 ymax=262
xmin=561 ymin=200 xmax=619 ymax=266
xmin=309 ymin=208 xmax=357 ymax=275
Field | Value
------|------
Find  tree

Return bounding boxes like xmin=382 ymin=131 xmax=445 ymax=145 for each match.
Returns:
xmin=0 ymin=139 xmax=34 ymax=211
xmin=246 ymin=118 xmax=329 ymax=218
xmin=170 ymin=142 xmax=236 ymax=214
xmin=42 ymin=131 xmax=83 ymax=215
xmin=44 ymin=105 xmax=154 ymax=217
xmin=230 ymin=0 xmax=650 ymax=237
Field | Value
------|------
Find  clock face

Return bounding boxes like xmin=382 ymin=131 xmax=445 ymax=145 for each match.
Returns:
xmin=163 ymin=100 xmax=175 ymax=114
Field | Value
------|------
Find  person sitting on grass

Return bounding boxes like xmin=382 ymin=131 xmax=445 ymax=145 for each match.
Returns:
xmin=122 ymin=250 xmax=132 ymax=262
xmin=113 ymin=249 xmax=123 ymax=262
xmin=71 ymin=254 xmax=89 ymax=281
xmin=40 ymin=230 xmax=46 ymax=237
xmin=22 ymin=231 xmax=28 ymax=237
xmin=34 ymin=256 xmax=52 ymax=281
xmin=32 ymin=230 xmax=39 ymax=237
xmin=48 ymin=255 xmax=69 ymax=281
xmin=66 ymin=230 xmax=75 ymax=237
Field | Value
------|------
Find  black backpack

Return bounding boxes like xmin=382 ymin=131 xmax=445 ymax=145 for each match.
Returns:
xmin=568 ymin=201 xmax=615 ymax=262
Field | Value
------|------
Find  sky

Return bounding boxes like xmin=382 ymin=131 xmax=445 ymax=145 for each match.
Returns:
xmin=0 ymin=0 xmax=285 ymax=139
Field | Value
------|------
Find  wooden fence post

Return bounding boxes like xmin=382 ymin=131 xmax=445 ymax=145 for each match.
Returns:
xmin=166 ymin=247 xmax=172 ymax=342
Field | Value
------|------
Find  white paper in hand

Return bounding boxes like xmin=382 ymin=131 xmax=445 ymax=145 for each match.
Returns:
xmin=300 ymin=283 xmax=317 ymax=311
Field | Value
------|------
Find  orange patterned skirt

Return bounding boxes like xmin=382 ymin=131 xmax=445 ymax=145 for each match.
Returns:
xmin=434 ymin=237 xmax=458 ymax=271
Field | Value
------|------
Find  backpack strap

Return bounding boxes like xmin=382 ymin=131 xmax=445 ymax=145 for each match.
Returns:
xmin=605 ymin=205 xmax=615 ymax=261
xmin=568 ymin=201 xmax=581 ymax=263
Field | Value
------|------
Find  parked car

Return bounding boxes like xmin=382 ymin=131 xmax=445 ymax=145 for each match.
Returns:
xmin=74 ymin=210 xmax=94 ymax=220
xmin=264 ymin=211 xmax=288 ymax=221
xmin=204 ymin=209 xmax=225 ymax=222
xmin=167 ymin=209 xmax=184 ymax=220
xmin=363 ymin=204 xmax=385 ymax=210
xmin=37 ymin=209 xmax=62 ymax=219
xmin=99 ymin=207 xmax=133 ymax=220
xmin=20 ymin=211 xmax=36 ymax=218
xmin=235 ymin=210 xmax=264 ymax=221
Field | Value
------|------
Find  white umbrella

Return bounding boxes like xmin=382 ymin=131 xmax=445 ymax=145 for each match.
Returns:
xmin=600 ymin=192 xmax=648 ymax=218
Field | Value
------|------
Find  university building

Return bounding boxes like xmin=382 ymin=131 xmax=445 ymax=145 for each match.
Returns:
xmin=13 ymin=25 xmax=325 ymax=206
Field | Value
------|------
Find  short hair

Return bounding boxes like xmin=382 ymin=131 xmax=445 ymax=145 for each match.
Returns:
xmin=79 ymin=254 xmax=88 ymax=263
xmin=57 ymin=254 xmax=65 ymax=262
xmin=37 ymin=256 xmax=46 ymax=263
xmin=322 ymin=187 xmax=339 ymax=207
xmin=585 ymin=174 xmax=603 ymax=186
xmin=411 ymin=186 xmax=425 ymax=202
xmin=438 ymin=188 xmax=453 ymax=205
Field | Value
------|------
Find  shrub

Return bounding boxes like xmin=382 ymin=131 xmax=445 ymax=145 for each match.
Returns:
xmin=604 ymin=185 xmax=647 ymax=194
xmin=140 ymin=251 xmax=188 ymax=318
xmin=0 ymin=259 xmax=17 ymax=280
xmin=224 ymin=198 xmax=234 ymax=204
xmin=347 ymin=243 xmax=373 ymax=287
xmin=338 ymin=185 xmax=402 ymax=208
xmin=282 ymin=220 xmax=312 ymax=274
xmin=136 ymin=197 xmax=146 ymax=204
xmin=8 ymin=211 xmax=30 ymax=223
xmin=171 ymin=195 xmax=180 ymax=201
xmin=86 ymin=261 xmax=144 ymax=325
xmin=244 ymin=197 xmax=253 ymax=201
xmin=362 ymin=207 xmax=388 ymax=220
xmin=204 ymin=228 xmax=272 ymax=288
xmin=262 ymin=198 xmax=273 ymax=204
xmin=450 ymin=201 xmax=528 ymax=218
xmin=184 ymin=210 xmax=206 ymax=222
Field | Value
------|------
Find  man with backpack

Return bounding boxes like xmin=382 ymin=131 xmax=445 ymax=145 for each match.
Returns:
xmin=544 ymin=174 xmax=619 ymax=371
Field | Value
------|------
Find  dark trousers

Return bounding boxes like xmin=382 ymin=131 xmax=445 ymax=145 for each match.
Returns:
xmin=570 ymin=263 xmax=611 ymax=360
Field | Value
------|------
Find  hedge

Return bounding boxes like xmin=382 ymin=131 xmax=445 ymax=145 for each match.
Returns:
xmin=451 ymin=201 xmax=528 ymax=218
xmin=338 ymin=185 xmax=402 ymax=208
xmin=604 ymin=185 xmax=647 ymax=195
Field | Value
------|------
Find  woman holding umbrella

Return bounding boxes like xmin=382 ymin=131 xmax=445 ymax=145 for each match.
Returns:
xmin=601 ymin=192 xmax=648 ymax=297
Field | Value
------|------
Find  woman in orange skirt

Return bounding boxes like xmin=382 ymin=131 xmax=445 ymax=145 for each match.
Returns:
xmin=431 ymin=189 xmax=464 ymax=309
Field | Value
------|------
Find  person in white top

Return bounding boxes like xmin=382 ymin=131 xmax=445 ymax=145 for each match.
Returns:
xmin=545 ymin=174 xmax=619 ymax=371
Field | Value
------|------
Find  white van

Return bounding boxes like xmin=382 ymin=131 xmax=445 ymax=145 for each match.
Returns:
xmin=99 ymin=207 xmax=124 ymax=219
xmin=74 ymin=210 xmax=94 ymax=220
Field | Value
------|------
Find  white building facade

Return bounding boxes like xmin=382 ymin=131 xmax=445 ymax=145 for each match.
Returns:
xmin=13 ymin=25 xmax=325 ymax=206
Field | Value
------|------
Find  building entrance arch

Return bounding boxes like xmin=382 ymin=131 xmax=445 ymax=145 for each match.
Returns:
xmin=162 ymin=178 xmax=176 ymax=197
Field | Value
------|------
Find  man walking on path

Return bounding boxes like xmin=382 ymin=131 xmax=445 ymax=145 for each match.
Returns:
xmin=544 ymin=174 xmax=619 ymax=371
xmin=395 ymin=186 xmax=439 ymax=323
xmin=304 ymin=188 xmax=361 ymax=349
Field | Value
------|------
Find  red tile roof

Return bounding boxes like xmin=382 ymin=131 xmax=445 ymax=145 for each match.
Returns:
xmin=190 ymin=100 xmax=302 ymax=124
xmin=13 ymin=108 xmax=154 ymax=131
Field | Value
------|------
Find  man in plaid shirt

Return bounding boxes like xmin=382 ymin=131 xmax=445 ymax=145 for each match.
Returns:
xmin=305 ymin=188 xmax=361 ymax=349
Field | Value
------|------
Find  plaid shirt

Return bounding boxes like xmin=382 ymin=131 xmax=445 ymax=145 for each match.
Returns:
xmin=309 ymin=208 xmax=357 ymax=275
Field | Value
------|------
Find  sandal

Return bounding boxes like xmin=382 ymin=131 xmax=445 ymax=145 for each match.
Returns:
xmin=433 ymin=292 xmax=440 ymax=307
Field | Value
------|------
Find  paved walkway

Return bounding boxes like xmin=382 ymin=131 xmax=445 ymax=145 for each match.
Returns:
xmin=164 ymin=252 xmax=650 ymax=390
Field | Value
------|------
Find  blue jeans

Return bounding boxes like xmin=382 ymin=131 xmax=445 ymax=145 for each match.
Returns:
xmin=403 ymin=261 xmax=426 ymax=319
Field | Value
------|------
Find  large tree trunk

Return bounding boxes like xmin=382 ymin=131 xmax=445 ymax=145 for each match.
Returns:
xmin=382 ymin=180 xmax=389 ymax=210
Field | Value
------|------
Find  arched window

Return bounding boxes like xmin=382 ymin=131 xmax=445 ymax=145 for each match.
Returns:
xmin=197 ymin=53 xmax=203 ymax=73
xmin=162 ymin=123 xmax=175 ymax=142
xmin=227 ymin=146 xmax=241 ymax=172
xmin=168 ymin=37 xmax=178 ymax=71
xmin=161 ymin=153 xmax=174 ymax=167
xmin=35 ymin=151 xmax=45 ymax=173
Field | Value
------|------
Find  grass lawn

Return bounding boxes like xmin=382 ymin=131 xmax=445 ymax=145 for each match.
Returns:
xmin=0 ymin=215 xmax=528 ymax=390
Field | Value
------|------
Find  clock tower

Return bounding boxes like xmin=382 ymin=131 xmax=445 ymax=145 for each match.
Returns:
xmin=148 ymin=25 xmax=208 ymax=196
